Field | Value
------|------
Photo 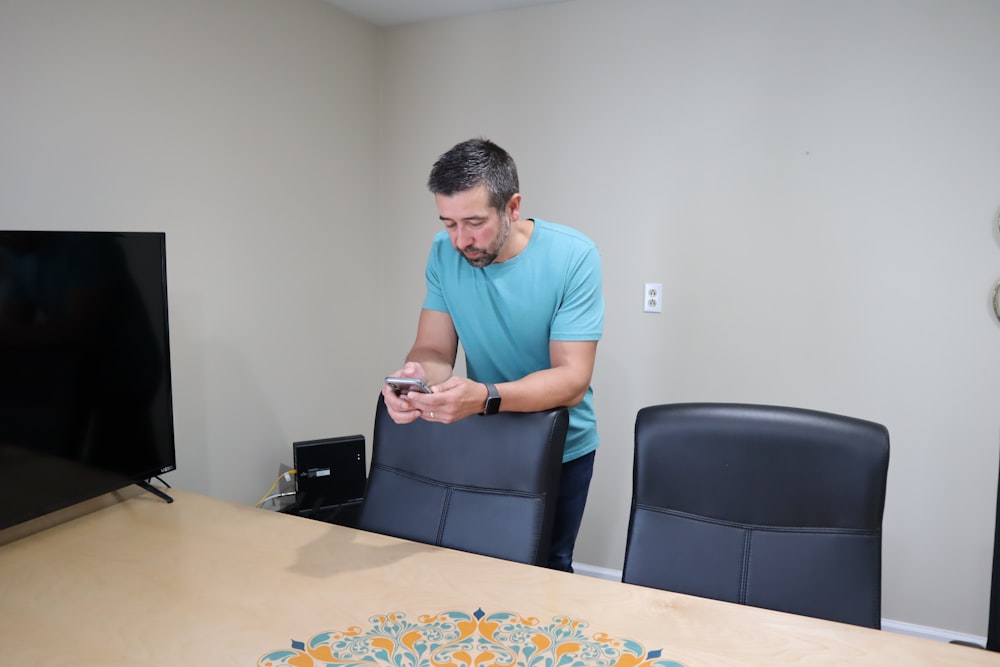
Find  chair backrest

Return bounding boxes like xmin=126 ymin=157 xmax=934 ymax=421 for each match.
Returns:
xmin=622 ymin=402 xmax=890 ymax=628
xmin=357 ymin=394 xmax=568 ymax=566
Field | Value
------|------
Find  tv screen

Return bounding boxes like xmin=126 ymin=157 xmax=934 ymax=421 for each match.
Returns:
xmin=0 ymin=231 xmax=176 ymax=531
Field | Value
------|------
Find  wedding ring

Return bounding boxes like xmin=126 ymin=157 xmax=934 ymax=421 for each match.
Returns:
xmin=429 ymin=411 xmax=435 ymax=420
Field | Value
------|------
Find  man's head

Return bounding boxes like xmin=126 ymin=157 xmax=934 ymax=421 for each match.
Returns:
xmin=427 ymin=138 xmax=519 ymax=212
xmin=428 ymin=139 xmax=522 ymax=268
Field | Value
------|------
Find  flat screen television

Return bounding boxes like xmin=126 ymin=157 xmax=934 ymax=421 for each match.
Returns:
xmin=0 ymin=230 xmax=176 ymax=531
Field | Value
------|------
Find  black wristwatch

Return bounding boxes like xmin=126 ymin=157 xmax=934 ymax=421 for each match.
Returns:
xmin=481 ymin=382 xmax=501 ymax=415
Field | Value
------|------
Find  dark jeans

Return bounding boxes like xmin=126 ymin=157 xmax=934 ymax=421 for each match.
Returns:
xmin=547 ymin=450 xmax=596 ymax=572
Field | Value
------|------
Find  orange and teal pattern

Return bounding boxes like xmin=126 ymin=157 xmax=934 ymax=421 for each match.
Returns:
xmin=258 ymin=608 xmax=684 ymax=667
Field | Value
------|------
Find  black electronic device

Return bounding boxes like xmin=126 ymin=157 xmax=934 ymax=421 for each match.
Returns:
xmin=0 ymin=230 xmax=177 ymax=531
xmin=292 ymin=435 xmax=366 ymax=520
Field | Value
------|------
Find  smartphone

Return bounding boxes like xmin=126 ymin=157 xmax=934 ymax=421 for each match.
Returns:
xmin=385 ymin=376 xmax=432 ymax=396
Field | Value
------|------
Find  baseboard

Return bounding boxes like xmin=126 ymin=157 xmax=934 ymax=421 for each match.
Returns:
xmin=573 ymin=561 xmax=624 ymax=582
xmin=571 ymin=562 xmax=989 ymax=647
xmin=880 ymin=618 xmax=986 ymax=647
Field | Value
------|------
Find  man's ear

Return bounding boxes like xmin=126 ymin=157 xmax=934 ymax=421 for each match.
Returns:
xmin=506 ymin=193 xmax=522 ymax=222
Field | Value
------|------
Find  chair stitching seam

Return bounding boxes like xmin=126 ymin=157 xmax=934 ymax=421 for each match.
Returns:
xmin=370 ymin=464 xmax=548 ymax=498
xmin=437 ymin=487 xmax=451 ymax=546
xmin=740 ymin=528 xmax=752 ymax=605
xmin=634 ymin=505 xmax=879 ymax=535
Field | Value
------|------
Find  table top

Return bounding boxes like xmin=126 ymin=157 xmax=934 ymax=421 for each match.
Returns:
xmin=0 ymin=487 xmax=996 ymax=666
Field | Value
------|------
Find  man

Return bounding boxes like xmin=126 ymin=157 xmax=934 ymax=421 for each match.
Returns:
xmin=382 ymin=138 xmax=604 ymax=572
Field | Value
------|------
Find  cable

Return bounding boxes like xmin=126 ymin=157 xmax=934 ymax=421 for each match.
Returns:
xmin=258 ymin=491 xmax=296 ymax=506
xmin=255 ymin=469 xmax=296 ymax=508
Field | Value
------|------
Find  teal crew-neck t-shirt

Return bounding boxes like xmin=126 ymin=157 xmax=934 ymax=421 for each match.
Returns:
xmin=422 ymin=218 xmax=604 ymax=462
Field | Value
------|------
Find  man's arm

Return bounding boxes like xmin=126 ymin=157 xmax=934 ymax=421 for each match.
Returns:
xmin=404 ymin=309 xmax=459 ymax=385
xmin=406 ymin=339 xmax=597 ymax=423
xmin=382 ymin=309 xmax=458 ymax=424
xmin=490 ymin=339 xmax=598 ymax=412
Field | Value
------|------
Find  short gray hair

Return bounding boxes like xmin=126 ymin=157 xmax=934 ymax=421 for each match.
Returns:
xmin=427 ymin=138 xmax=519 ymax=211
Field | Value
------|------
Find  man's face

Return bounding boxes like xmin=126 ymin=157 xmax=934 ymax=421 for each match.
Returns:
xmin=435 ymin=184 xmax=510 ymax=268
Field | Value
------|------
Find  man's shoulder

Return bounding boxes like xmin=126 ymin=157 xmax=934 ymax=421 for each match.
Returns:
xmin=429 ymin=230 xmax=457 ymax=260
xmin=533 ymin=219 xmax=598 ymax=250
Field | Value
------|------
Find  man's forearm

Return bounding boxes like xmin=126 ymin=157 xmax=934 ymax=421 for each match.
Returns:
xmin=405 ymin=347 xmax=455 ymax=386
xmin=493 ymin=366 xmax=591 ymax=413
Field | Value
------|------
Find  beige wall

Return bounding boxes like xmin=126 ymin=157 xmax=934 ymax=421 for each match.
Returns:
xmin=3 ymin=0 xmax=1000 ymax=640
xmin=0 ymin=0 xmax=383 ymax=499
xmin=378 ymin=0 xmax=1000 ymax=637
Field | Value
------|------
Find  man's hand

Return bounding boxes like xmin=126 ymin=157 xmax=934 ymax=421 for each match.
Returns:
xmin=381 ymin=362 xmax=432 ymax=424
xmin=398 ymin=376 xmax=488 ymax=424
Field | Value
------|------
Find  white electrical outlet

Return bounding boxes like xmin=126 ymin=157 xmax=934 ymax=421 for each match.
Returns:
xmin=644 ymin=282 xmax=663 ymax=313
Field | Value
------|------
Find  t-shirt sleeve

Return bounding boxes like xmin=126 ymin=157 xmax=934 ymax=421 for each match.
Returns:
xmin=551 ymin=244 xmax=603 ymax=341
xmin=422 ymin=234 xmax=449 ymax=313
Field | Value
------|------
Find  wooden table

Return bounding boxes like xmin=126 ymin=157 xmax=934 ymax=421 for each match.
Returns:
xmin=1 ymin=488 xmax=997 ymax=666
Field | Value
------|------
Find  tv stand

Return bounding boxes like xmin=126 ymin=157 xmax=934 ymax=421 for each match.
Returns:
xmin=136 ymin=480 xmax=174 ymax=504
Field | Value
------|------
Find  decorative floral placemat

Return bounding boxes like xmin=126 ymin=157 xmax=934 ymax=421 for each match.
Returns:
xmin=259 ymin=608 xmax=684 ymax=666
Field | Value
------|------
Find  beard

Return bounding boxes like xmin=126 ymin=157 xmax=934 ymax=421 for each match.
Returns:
xmin=461 ymin=214 xmax=511 ymax=268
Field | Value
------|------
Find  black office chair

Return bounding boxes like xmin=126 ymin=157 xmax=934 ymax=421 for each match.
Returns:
xmin=622 ymin=402 xmax=890 ymax=629
xmin=357 ymin=394 xmax=567 ymax=566
xmin=953 ymin=453 xmax=1000 ymax=651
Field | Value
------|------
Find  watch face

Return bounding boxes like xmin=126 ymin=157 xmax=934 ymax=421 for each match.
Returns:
xmin=483 ymin=383 xmax=501 ymax=414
